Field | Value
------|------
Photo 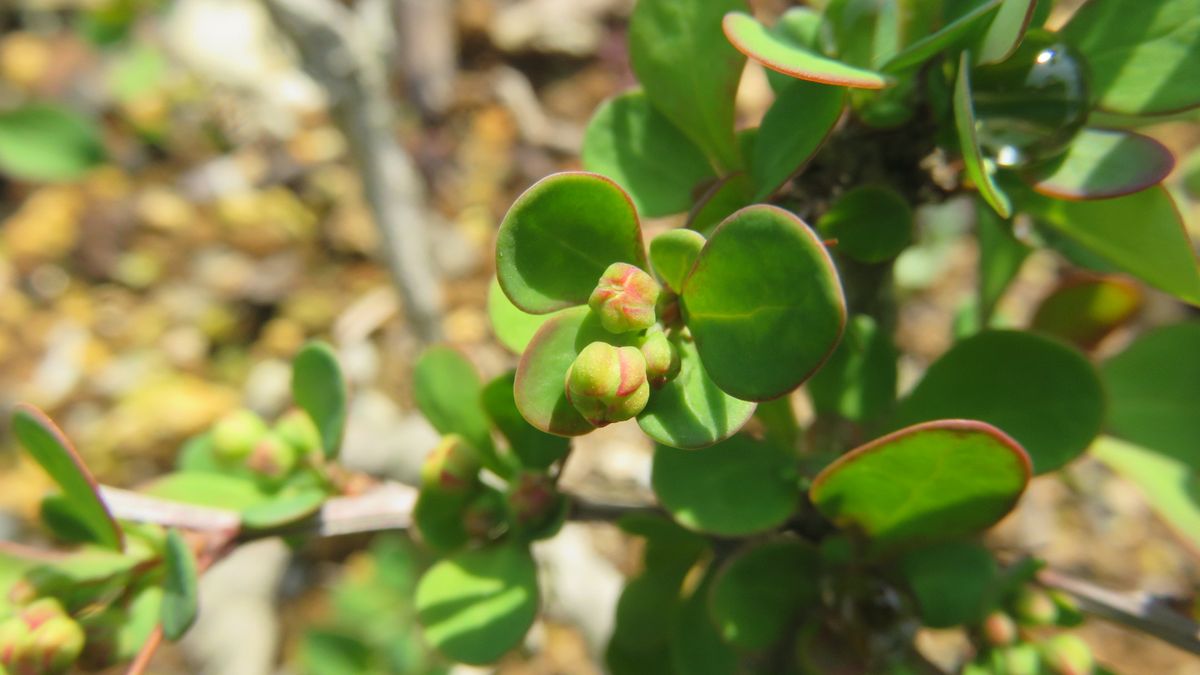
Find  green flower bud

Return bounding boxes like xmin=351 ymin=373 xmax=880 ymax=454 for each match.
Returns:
xmin=565 ymin=342 xmax=649 ymax=427
xmin=211 ymin=409 xmax=269 ymax=462
xmin=420 ymin=435 xmax=480 ymax=494
xmin=998 ymin=643 xmax=1045 ymax=675
xmin=274 ymin=408 xmax=322 ymax=458
xmin=639 ymin=328 xmax=680 ymax=387
xmin=1013 ymin=587 xmax=1058 ymax=627
xmin=245 ymin=432 xmax=299 ymax=479
xmin=1040 ymin=634 xmax=1094 ymax=675
xmin=0 ymin=617 xmax=32 ymax=671
xmin=588 ymin=263 xmax=660 ymax=334
xmin=982 ymin=610 xmax=1018 ymax=647
xmin=25 ymin=616 xmax=84 ymax=674
xmin=18 ymin=598 xmax=66 ymax=631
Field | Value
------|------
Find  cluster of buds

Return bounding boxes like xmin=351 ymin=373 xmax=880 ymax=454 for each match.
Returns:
xmin=975 ymin=585 xmax=1092 ymax=675
xmin=0 ymin=598 xmax=85 ymax=674
xmin=211 ymin=408 xmax=321 ymax=482
xmin=565 ymin=342 xmax=650 ymax=426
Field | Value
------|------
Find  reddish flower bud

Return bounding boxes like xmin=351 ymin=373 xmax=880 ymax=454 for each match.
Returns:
xmin=506 ymin=472 xmax=562 ymax=532
xmin=1041 ymin=634 xmax=1094 ymax=675
xmin=588 ymin=263 xmax=661 ymax=334
xmin=18 ymin=598 xmax=66 ymax=631
xmin=24 ymin=616 xmax=84 ymax=674
xmin=0 ymin=617 xmax=32 ymax=671
xmin=565 ymin=342 xmax=649 ymax=426
xmin=639 ymin=328 xmax=680 ymax=387
xmin=245 ymin=432 xmax=299 ymax=479
xmin=420 ymin=435 xmax=480 ymax=494
xmin=982 ymin=610 xmax=1018 ymax=647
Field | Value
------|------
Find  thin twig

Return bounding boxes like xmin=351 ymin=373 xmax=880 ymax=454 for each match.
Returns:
xmin=123 ymin=625 xmax=163 ymax=675
xmin=1038 ymin=568 xmax=1200 ymax=655
xmin=98 ymin=487 xmax=241 ymax=533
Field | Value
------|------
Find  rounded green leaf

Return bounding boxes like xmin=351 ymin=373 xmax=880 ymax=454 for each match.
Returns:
xmin=11 ymin=404 xmax=123 ymax=551
xmin=629 ymin=0 xmax=746 ymax=171
xmin=0 ymin=104 xmax=106 ymax=182
xmin=954 ymin=51 xmax=1012 ymax=218
xmin=140 ymin=472 xmax=271 ymax=511
xmin=764 ymin=7 xmax=825 ymax=93
xmin=513 ymin=307 xmax=640 ymax=436
xmin=415 ymin=543 xmax=538 ymax=665
xmin=1014 ymin=184 xmax=1200 ymax=305
xmin=708 ymin=538 xmax=819 ymax=651
xmin=1030 ymin=275 xmax=1142 ymax=350
xmin=682 ymin=205 xmax=846 ymax=401
xmin=810 ymin=420 xmax=1031 ymax=548
xmin=481 ymin=371 xmax=569 ymax=471
xmin=751 ymin=79 xmax=843 ymax=200
xmin=240 ymin=489 xmax=326 ymax=530
xmin=1061 ymin=0 xmax=1200 ymax=115
xmin=291 ymin=341 xmax=347 ymax=460
xmin=413 ymin=346 xmax=505 ymax=475
xmin=161 ymin=529 xmax=199 ymax=641
xmin=879 ymin=0 xmax=1002 ymax=73
xmin=669 ymin=571 xmax=738 ymax=675
xmin=899 ymin=540 xmax=997 ymax=628
xmin=652 ymin=434 xmax=799 ymax=536
xmin=817 ymin=185 xmax=913 ymax=263
xmin=686 ymin=172 xmax=752 ymax=236
xmin=487 ymin=278 xmax=557 ymax=354
xmin=649 ymin=229 xmax=707 ymax=294
xmin=806 ymin=314 xmax=897 ymax=423
xmin=975 ymin=0 xmax=1038 ymax=65
xmin=892 ymin=330 xmax=1104 ymax=474
xmin=496 ymin=172 xmax=647 ymax=314
xmin=724 ymin=12 xmax=889 ymax=89
xmin=582 ymin=90 xmax=716 ymax=218
xmin=637 ymin=338 xmax=756 ymax=449
xmin=1024 ymin=128 xmax=1175 ymax=200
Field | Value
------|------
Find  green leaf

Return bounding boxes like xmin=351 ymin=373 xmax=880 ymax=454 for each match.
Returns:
xmin=954 ymin=51 xmax=1012 ymax=217
xmin=708 ymin=538 xmax=819 ymax=651
xmin=652 ymin=434 xmax=799 ymax=536
xmin=292 ymin=341 xmax=347 ymax=460
xmin=976 ymin=200 xmax=1029 ymax=321
xmin=723 ymin=11 xmax=890 ymax=89
xmin=682 ymin=205 xmax=846 ymax=401
xmin=0 ymin=104 xmax=105 ymax=182
xmin=496 ymin=172 xmax=647 ymax=314
xmin=481 ymin=371 xmax=569 ymax=471
xmin=1024 ymin=128 xmax=1175 ymax=200
xmin=582 ymin=90 xmax=716 ymax=217
xmin=686 ymin=173 xmax=752 ymax=236
xmin=513 ymin=307 xmax=640 ymax=436
xmin=1030 ymin=275 xmax=1142 ymax=350
xmin=413 ymin=346 xmax=504 ymax=475
xmin=629 ymin=0 xmax=746 ymax=171
xmin=764 ymin=7 xmax=825 ymax=93
xmin=1090 ymin=436 xmax=1200 ymax=555
xmin=669 ymin=570 xmax=738 ymax=675
xmin=1060 ymin=0 xmax=1200 ymax=115
xmin=40 ymin=495 xmax=108 ymax=545
xmin=415 ymin=543 xmax=538 ymax=665
xmin=141 ymin=472 xmax=271 ymax=511
xmin=487 ymin=277 xmax=557 ymax=354
xmin=806 ymin=314 xmax=897 ymax=424
xmin=975 ymin=0 xmax=1038 ymax=64
xmin=414 ymin=485 xmax=477 ymax=554
xmin=637 ymin=337 xmax=757 ymax=449
xmin=11 ymin=404 xmax=123 ymax=551
xmin=817 ymin=185 xmax=913 ymax=263
xmin=810 ymin=420 xmax=1030 ymax=549
xmin=161 ymin=529 xmax=199 ymax=641
xmin=880 ymin=0 xmax=1002 ymax=73
xmin=892 ymin=330 xmax=1104 ymax=474
xmin=240 ymin=489 xmax=326 ymax=530
xmin=751 ymin=80 xmax=844 ymax=200
xmin=899 ymin=540 xmax=997 ymax=628
xmin=1014 ymin=184 xmax=1200 ymax=305
xmin=648 ymin=229 xmax=706 ymax=294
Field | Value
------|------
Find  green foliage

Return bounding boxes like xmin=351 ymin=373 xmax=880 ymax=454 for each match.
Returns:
xmin=723 ymin=12 xmax=889 ymax=89
xmin=0 ymin=104 xmax=106 ymax=182
xmin=900 ymin=540 xmax=997 ymax=628
xmin=291 ymin=341 xmax=348 ymax=459
xmin=1024 ymin=128 xmax=1175 ymax=200
xmin=160 ymin=530 xmax=198 ymax=641
xmin=708 ymin=538 xmax=819 ymax=650
xmin=816 ymin=186 xmax=913 ymax=263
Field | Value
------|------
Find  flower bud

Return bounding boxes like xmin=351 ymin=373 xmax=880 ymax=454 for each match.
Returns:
xmin=998 ymin=643 xmax=1044 ymax=675
xmin=245 ymin=432 xmax=299 ymax=479
xmin=211 ymin=409 xmax=269 ymax=461
xmin=420 ymin=435 xmax=480 ymax=494
xmin=1013 ymin=587 xmax=1058 ymax=627
xmin=588 ymin=263 xmax=660 ymax=334
xmin=639 ymin=328 xmax=680 ymax=387
xmin=982 ymin=610 xmax=1018 ymax=647
xmin=462 ymin=489 xmax=506 ymax=541
xmin=19 ymin=598 xmax=66 ymax=631
xmin=25 ymin=616 xmax=84 ymax=674
xmin=274 ymin=408 xmax=322 ymax=458
xmin=506 ymin=472 xmax=564 ymax=536
xmin=0 ymin=617 xmax=32 ymax=671
xmin=1040 ymin=634 xmax=1094 ymax=675
xmin=565 ymin=342 xmax=649 ymax=426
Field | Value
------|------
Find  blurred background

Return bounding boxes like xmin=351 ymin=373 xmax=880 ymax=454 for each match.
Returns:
xmin=0 ymin=0 xmax=1196 ymax=672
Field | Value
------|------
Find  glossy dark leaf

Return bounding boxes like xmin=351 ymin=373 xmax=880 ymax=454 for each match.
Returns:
xmin=1024 ymin=128 xmax=1175 ymax=200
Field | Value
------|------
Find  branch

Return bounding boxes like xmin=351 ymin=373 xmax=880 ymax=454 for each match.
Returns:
xmin=264 ymin=0 xmax=443 ymax=344
xmin=1038 ymin=568 xmax=1200 ymax=655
